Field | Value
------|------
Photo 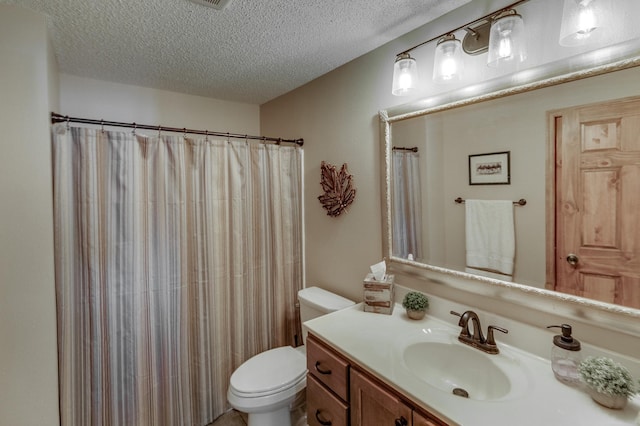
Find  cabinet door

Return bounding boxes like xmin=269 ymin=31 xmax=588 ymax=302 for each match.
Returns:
xmin=307 ymin=374 xmax=349 ymax=426
xmin=413 ymin=411 xmax=443 ymax=426
xmin=350 ymin=368 xmax=412 ymax=426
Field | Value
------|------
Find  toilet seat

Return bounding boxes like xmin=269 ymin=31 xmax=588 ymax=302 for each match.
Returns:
xmin=229 ymin=346 xmax=306 ymax=398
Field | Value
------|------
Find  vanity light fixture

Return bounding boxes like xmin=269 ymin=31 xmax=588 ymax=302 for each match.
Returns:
xmin=433 ymin=34 xmax=465 ymax=83
xmin=559 ymin=0 xmax=612 ymax=46
xmin=391 ymin=0 xmax=532 ymax=96
xmin=487 ymin=9 xmax=527 ymax=67
xmin=391 ymin=53 xmax=419 ymax=95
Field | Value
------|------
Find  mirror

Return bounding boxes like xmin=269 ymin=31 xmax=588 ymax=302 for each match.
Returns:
xmin=380 ymin=39 xmax=640 ymax=330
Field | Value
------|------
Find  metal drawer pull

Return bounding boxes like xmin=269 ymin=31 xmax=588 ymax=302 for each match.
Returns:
xmin=314 ymin=361 xmax=332 ymax=375
xmin=315 ymin=409 xmax=332 ymax=425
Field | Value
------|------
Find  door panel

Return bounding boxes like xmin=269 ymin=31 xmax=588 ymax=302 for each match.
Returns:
xmin=350 ymin=369 xmax=412 ymax=426
xmin=552 ymin=98 xmax=640 ymax=309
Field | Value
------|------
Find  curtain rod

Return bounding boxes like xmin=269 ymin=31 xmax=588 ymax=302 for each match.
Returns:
xmin=397 ymin=0 xmax=531 ymax=56
xmin=51 ymin=112 xmax=304 ymax=146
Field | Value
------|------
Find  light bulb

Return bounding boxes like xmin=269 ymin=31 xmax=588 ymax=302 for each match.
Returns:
xmin=559 ymin=0 xmax=612 ymax=47
xmin=392 ymin=53 xmax=419 ymax=96
xmin=433 ymin=35 xmax=464 ymax=83
xmin=487 ymin=11 xmax=527 ymax=67
xmin=577 ymin=4 xmax=597 ymax=36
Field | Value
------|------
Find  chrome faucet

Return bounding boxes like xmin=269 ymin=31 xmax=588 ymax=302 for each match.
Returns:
xmin=450 ymin=310 xmax=508 ymax=354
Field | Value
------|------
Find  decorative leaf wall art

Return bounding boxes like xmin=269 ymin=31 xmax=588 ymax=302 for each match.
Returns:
xmin=318 ymin=161 xmax=356 ymax=217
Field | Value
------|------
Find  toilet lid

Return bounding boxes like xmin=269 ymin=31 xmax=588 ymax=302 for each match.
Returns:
xmin=230 ymin=346 xmax=306 ymax=397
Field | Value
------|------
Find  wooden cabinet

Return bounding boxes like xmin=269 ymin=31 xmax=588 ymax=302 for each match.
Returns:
xmin=307 ymin=374 xmax=349 ymax=426
xmin=307 ymin=334 xmax=350 ymax=401
xmin=412 ymin=411 xmax=443 ymax=426
xmin=350 ymin=368 xmax=412 ymax=426
xmin=307 ymin=333 xmax=448 ymax=426
xmin=307 ymin=334 xmax=350 ymax=426
xmin=351 ymin=368 xmax=446 ymax=426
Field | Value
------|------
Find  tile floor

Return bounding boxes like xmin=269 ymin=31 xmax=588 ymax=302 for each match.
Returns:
xmin=209 ymin=407 xmax=307 ymax=426
xmin=207 ymin=410 xmax=247 ymax=426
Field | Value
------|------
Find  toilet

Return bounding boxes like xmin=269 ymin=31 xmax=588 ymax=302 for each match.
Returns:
xmin=227 ymin=286 xmax=355 ymax=426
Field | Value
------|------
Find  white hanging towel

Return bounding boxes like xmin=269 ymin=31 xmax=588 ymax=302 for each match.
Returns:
xmin=465 ymin=199 xmax=515 ymax=277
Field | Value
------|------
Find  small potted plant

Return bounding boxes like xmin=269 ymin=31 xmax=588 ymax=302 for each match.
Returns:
xmin=578 ymin=356 xmax=638 ymax=409
xmin=402 ymin=291 xmax=429 ymax=320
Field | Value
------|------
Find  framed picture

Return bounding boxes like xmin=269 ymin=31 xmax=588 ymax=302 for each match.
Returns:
xmin=468 ymin=151 xmax=510 ymax=185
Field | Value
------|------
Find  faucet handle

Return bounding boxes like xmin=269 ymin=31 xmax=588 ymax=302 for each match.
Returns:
xmin=450 ymin=310 xmax=471 ymax=338
xmin=486 ymin=325 xmax=508 ymax=346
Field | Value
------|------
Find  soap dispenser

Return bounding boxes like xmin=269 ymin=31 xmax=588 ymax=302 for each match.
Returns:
xmin=547 ymin=324 xmax=582 ymax=386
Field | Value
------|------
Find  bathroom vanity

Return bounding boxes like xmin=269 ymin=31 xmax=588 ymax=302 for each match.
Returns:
xmin=304 ymin=302 xmax=640 ymax=426
xmin=307 ymin=333 xmax=445 ymax=425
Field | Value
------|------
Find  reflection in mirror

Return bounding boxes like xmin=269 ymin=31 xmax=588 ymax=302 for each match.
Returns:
xmin=391 ymin=147 xmax=423 ymax=262
xmin=389 ymin=66 xmax=640 ymax=309
xmin=390 ymin=91 xmax=546 ymax=287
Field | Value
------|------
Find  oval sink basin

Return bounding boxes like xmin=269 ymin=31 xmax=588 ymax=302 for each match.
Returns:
xmin=403 ymin=341 xmax=511 ymax=400
xmin=397 ymin=328 xmax=529 ymax=401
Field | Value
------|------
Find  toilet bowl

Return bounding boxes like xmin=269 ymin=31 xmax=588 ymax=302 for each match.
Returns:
xmin=227 ymin=287 xmax=354 ymax=426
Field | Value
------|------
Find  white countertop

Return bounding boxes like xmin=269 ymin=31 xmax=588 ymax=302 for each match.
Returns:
xmin=304 ymin=303 xmax=640 ymax=426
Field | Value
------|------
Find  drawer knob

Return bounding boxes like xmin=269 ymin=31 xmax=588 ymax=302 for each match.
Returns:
xmin=314 ymin=361 xmax=332 ymax=375
xmin=315 ymin=409 xmax=332 ymax=425
xmin=395 ymin=417 xmax=408 ymax=426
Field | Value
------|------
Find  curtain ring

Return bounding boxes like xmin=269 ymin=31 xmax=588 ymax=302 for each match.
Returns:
xmin=66 ymin=116 xmax=70 ymax=130
xmin=100 ymin=119 xmax=105 ymax=133
xmin=226 ymin=132 xmax=230 ymax=143
xmin=183 ymin=128 xmax=187 ymax=138
xmin=277 ymin=138 xmax=282 ymax=146
xmin=158 ymin=126 xmax=162 ymax=137
xmin=205 ymin=130 xmax=209 ymax=141
xmin=245 ymin=134 xmax=248 ymax=145
xmin=132 ymin=123 xmax=137 ymax=135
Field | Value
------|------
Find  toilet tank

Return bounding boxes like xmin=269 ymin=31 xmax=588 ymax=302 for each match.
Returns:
xmin=298 ymin=287 xmax=354 ymax=343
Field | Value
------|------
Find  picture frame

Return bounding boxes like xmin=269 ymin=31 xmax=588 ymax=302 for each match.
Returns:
xmin=468 ymin=151 xmax=510 ymax=185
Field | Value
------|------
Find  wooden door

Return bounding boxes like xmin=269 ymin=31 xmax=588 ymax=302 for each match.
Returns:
xmin=350 ymin=368 xmax=412 ymax=426
xmin=550 ymin=96 xmax=640 ymax=308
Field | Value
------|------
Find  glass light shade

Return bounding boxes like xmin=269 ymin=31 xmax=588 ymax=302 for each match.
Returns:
xmin=392 ymin=54 xmax=419 ymax=96
xmin=433 ymin=35 xmax=464 ymax=83
xmin=559 ymin=0 xmax=611 ymax=47
xmin=487 ymin=12 xmax=527 ymax=67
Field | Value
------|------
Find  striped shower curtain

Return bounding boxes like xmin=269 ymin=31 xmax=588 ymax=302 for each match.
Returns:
xmin=392 ymin=149 xmax=423 ymax=262
xmin=52 ymin=124 xmax=303 ymax=426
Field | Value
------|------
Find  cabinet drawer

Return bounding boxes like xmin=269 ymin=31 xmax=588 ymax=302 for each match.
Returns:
xmin=307 ymin=334 xmax=350 ymax=400
xmin=307 ymin=374 xmax=349 ymax=426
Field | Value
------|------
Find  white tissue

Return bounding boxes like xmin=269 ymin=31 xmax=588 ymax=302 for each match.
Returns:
xmin=370 ymin=260 xmax=386 ymax=281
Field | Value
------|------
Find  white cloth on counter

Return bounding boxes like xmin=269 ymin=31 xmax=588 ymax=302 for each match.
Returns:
xmin=465 ymin=199 xmax=515 ymax=277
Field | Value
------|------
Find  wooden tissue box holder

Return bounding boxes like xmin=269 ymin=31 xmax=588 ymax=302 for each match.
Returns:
xmin=363 ymin=273 xmax=394 ymax=315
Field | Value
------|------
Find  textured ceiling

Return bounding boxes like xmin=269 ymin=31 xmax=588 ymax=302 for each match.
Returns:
xmin=1 ymin=0 xmax=469 ymax=104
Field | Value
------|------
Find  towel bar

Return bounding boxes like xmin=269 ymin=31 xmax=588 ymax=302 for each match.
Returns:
xmin=454 ymin=197 xmax=526 ymax=206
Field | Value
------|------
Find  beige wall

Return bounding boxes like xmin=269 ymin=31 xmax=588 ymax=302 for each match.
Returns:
xmin=261 ymin=48 xmax=395 ymax=303
xmin=0 ymin=5 xmax=59 ymax=425
xmin=59 ymin=75 xmax=260 ymax=135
